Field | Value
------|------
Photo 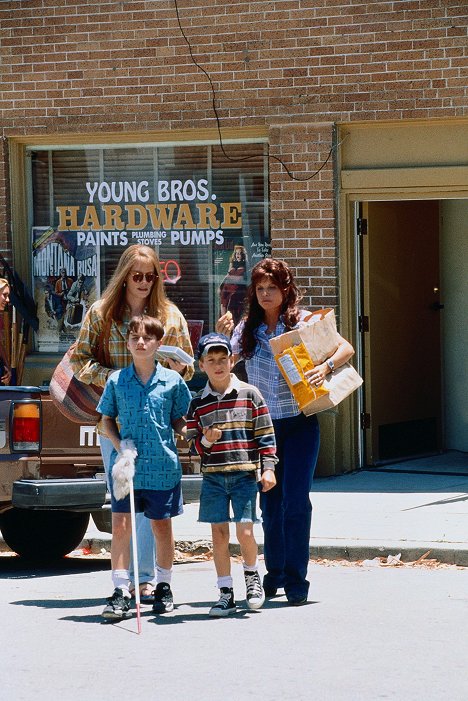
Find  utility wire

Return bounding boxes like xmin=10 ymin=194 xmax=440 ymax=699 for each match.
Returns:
xmin=173 ymin=0 xmax=343 ymax=181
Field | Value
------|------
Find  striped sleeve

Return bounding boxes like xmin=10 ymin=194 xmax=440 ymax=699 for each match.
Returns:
xmin=185 ymin=394 xmax=207 ymax=458
xmin=249 ymin=387 xmax=278 ymax=464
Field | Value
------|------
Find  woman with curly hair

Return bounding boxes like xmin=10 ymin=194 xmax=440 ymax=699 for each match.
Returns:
xmin=222 ymin=258 xmax=354 ymax=605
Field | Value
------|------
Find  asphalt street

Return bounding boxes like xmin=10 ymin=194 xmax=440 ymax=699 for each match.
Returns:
xmin=1 ymin=554 xmax=467 ymax=701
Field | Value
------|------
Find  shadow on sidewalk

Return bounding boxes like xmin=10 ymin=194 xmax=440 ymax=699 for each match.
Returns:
xmin=312 ymin=451 xmax=468 ymax=494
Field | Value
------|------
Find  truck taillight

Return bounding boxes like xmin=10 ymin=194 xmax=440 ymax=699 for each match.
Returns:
xmin=11 ymin=402 xmax=41 ymax=452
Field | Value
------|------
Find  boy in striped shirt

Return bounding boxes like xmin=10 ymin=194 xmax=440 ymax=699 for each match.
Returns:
xmin=185 ymin=333 xmax=277 ymax=616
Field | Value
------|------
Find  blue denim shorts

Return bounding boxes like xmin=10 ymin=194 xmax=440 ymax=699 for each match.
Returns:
xmin=111 ymin=482 xmax=183 ymax=520
xmin=198 ymin=471 xmax=259 ymax=524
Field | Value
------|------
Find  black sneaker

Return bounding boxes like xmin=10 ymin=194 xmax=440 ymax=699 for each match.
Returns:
xmin=102 ymin=588 xmax=132 ymax=620
xmin=244 ymin=570 xmax=265 ymax=610
xmin=152 ymin=582 xmax=174 ymax=614
xmin=209 ymin=587 xmax=237 ymax=617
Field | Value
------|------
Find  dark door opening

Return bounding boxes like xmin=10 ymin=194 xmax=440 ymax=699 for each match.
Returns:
xmin=359 ymin=200 xmax=442 ymax=465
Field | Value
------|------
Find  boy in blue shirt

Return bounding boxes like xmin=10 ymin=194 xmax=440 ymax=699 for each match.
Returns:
xmin=97 ymin=314 xmax=192 ymax=620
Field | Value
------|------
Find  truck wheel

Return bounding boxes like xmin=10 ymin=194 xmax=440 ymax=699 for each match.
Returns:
xmin=91 ymin=509 xmax=112 ymax=534
xmin=0 ymin=509 xmax=90 ymax=560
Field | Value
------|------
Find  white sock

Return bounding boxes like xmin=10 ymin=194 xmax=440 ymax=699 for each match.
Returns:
xmin=217 ymin=575 xmax=233 ymax=590
xmin=243 ymin=560 xmax=259 ymax=573
xmin=112 ymin=569 xmax=131 ymax=596
xmin=156 ymin=564 xmax=172 ymax=585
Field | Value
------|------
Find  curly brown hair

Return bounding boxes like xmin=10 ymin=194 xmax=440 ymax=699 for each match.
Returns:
xmin=240 ymin=258 xmax=303 ymax=358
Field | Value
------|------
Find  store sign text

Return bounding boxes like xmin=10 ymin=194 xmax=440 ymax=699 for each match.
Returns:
xmin=56 ymin=179 xmax=242 ymax=247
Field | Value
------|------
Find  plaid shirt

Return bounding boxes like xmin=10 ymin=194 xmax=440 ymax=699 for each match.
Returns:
xmin=70 ymin=300 xmax=194 ymax=387
xmin=231 ymin=310 xmax=310 ymax=420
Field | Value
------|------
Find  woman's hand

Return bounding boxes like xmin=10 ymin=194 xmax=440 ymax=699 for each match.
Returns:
xmin=305 ymin=335 xmax=355 ymax=388
xmin=166 ymin=357 xmax=188 ymax=375
xmin=260 ymin=469 xmax=276 ymax=492
xmin=215 ymin=311 xmax=234 ymax=337
xmin=305 ymin=362 xmax=330 ymax=388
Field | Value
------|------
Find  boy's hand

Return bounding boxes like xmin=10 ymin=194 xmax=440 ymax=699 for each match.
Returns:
xmin=112 ymin=449 xmax=136 ymax=501
xmin=203 ymin=425 xmax=222 ymax=443
xmin=120 ymin=439 xmax=137 ymax=459
xmin=260 ymin=469 xmax=276 ymax=492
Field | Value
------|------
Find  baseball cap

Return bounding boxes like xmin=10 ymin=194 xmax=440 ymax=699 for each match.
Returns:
xmin=197 ymin=333 xmax=232 ymax=359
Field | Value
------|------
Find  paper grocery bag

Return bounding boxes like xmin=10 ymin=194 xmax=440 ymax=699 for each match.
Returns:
xmin=269 ymin=308 xmax=339 ymax=365
xmin=299 ymin=362 xmax=363 ymax=415
xmin=275 ymin=341 xmax=329 ymax=412
xmin=270 ymin=309 xmax=363 ymax=415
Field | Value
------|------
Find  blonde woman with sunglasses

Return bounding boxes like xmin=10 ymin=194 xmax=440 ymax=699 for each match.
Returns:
xmin=70 ymin=245 xmax=194 ymax=600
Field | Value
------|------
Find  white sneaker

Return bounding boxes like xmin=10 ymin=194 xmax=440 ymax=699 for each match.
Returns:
xmin=244 ymin=570 xmax=265 ymax=610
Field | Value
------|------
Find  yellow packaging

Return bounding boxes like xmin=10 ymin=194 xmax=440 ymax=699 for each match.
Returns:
xmin=274 ymin=341 xmax=329 ymax=411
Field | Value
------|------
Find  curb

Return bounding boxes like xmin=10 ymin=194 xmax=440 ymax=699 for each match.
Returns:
xmin=2 ymin=537 xmax=467 ymax=567
xmin=80 ymin=537 xmax=468 ymax=567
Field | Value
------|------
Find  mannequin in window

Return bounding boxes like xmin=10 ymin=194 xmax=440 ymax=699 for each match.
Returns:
xmin=219 ymin=245 xmax=248 ymax=326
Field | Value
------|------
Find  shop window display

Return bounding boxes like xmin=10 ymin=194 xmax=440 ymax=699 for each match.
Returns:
xmin=29 ymin=142 xmax=271 ymax=382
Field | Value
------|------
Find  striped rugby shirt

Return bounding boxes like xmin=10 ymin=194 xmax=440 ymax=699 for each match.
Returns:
xmin=186 ymin=374 xmax=277 ymax=473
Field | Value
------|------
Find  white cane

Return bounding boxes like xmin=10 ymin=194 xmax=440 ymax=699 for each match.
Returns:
xmin=128 ymin=478 xmax=142 ymax=635
xmin=112 ymin=439 xmax=141 ymax=634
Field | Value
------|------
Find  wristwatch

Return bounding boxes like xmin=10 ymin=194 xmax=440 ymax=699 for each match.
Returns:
xmin=326 ymin=359 xmax=335 ymax=374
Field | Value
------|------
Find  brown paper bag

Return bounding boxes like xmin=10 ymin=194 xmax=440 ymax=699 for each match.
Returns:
xmin=269 ymin=308 xmax=339 ymax=365
xmin=299 ymin=362 xmax=363 ymax=415
xmin=275 ymin=341 xmax=329 ymax=412
xmin=270 ymin=309 xmax=363 ymax=415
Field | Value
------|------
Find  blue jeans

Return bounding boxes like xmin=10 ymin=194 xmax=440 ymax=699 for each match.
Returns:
xmin=260 ymin=412 xmax=320 ymax=599
xmin=100 ymin=434 xmax=156 ymax=586
xmin=198 ymin=471 xmax=259 ymax=524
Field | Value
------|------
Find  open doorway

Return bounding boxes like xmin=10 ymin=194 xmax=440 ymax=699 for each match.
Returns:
xmin=357 ymin=199 xmax=468 ymax=468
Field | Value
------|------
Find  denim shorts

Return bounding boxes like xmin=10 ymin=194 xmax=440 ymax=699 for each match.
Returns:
xmin=198 ymin=471 xmax=259 ymax=524
xmin=111 ymin=482 xmax=183 ymax=520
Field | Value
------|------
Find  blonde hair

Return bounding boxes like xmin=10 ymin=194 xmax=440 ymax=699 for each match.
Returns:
xmin=0 ymin=278 xmax=10 ymax=292
xmin=99 ymin=245 xmax=171 ymax=324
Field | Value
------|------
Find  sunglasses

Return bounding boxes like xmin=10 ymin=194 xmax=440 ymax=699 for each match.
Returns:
xmin=131 ymin=272 xmax=158 ymax=283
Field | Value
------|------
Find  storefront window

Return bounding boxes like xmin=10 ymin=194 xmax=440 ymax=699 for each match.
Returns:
xmin=28 ymin=141 xmax=270 ymax=371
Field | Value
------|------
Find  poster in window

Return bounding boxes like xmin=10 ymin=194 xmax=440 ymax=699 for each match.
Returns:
xmin=32 ymin=226 xmax=99 ymax=353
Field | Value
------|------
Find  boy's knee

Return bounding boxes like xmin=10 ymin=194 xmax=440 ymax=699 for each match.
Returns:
xmin=211 ymin=522 xmax=229 ymax=542
xmin=151 ymin=517 xmax=172 ymax=535
xmin=112 ymin=513 xmax=131 ymax=539
xmin=236 ymin=523 xmax=255 ymax=544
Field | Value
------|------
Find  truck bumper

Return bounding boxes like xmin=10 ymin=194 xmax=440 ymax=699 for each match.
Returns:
xmin=12 ymin=478 xmax=107 ymax=511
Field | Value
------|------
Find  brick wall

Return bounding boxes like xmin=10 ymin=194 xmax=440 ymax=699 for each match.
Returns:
xmin=1 ymin=0 xmax=467 ymax=308
xmin=0 ymin=136 xmax=11 ymax=263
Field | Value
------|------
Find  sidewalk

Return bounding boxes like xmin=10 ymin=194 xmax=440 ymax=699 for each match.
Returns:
xmin=81 ymin=457 xmax=468 ymax=566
